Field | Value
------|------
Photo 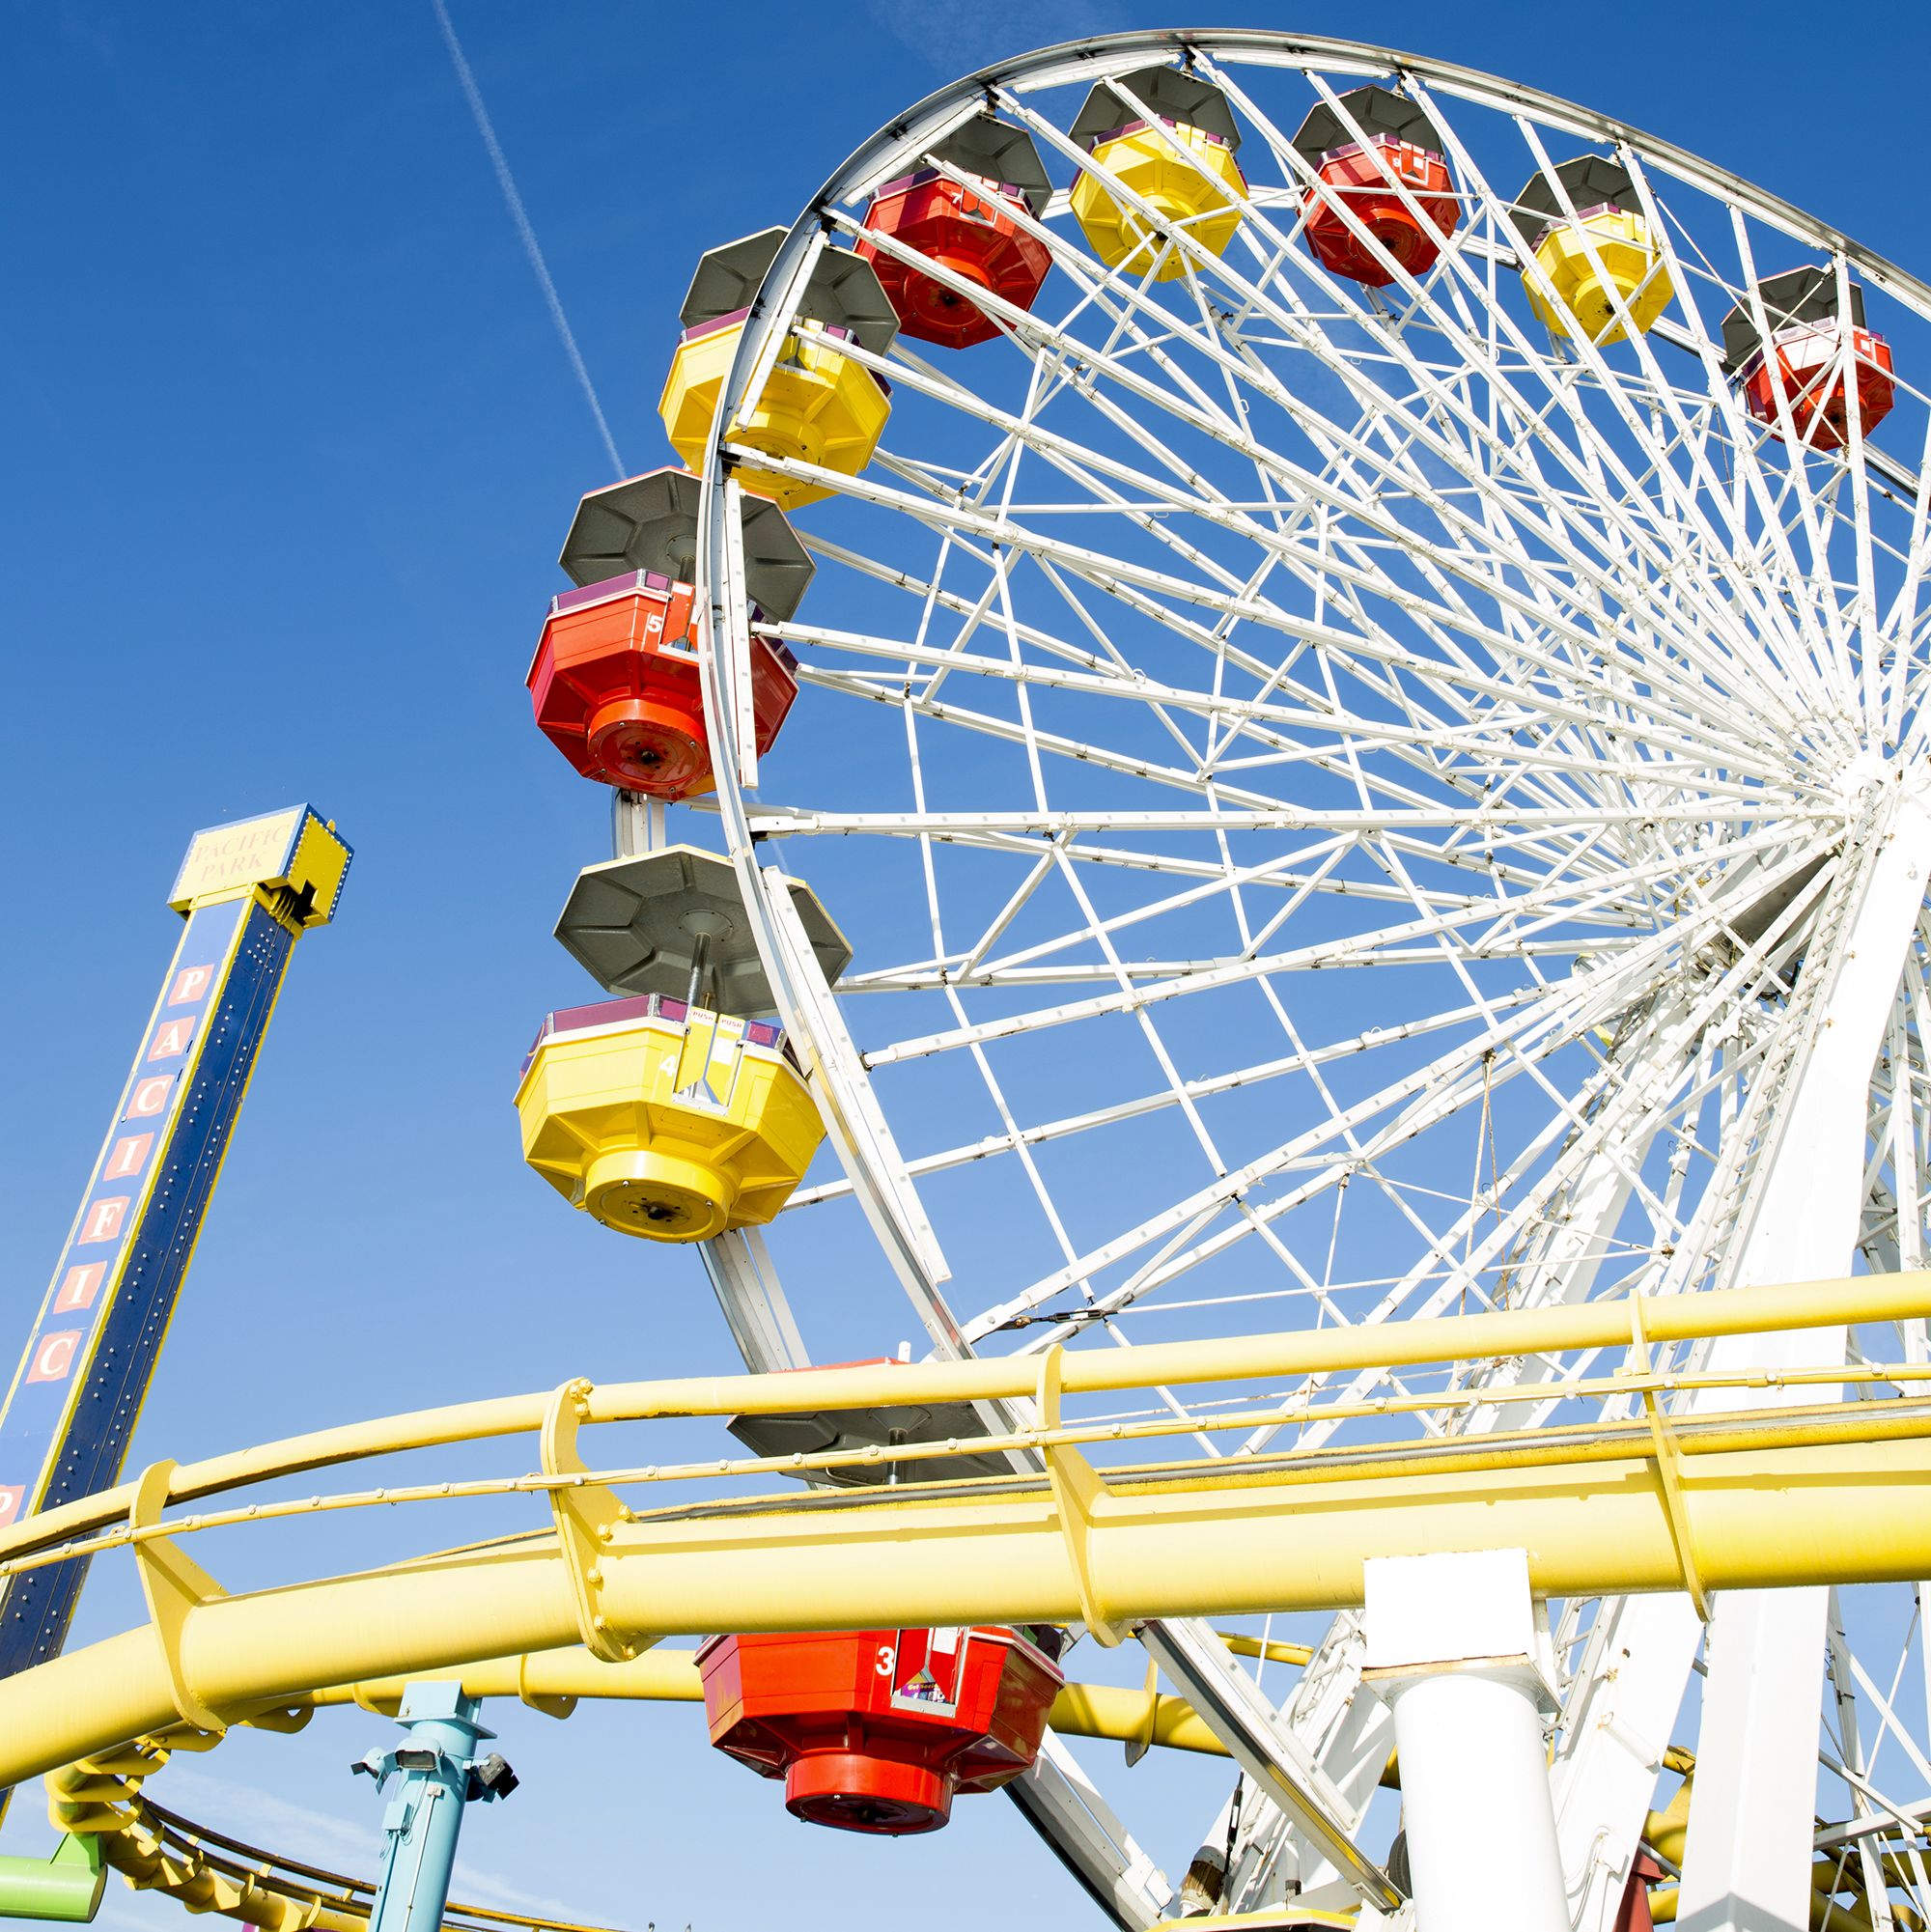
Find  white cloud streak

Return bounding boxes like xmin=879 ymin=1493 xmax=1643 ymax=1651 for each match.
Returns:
xmin=429 ymin=0 xmax=627 ymax=481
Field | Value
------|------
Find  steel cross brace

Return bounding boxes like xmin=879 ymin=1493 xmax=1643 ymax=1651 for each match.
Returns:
xmin=1137 ymin=1618 xmax=1404 ymax=1913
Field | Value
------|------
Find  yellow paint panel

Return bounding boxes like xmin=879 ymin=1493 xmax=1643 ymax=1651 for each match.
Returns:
xmin=167 ymin=807 xmax=350 ymax=926
xmin=516 ymin=1007 xmax=824 ymax=1241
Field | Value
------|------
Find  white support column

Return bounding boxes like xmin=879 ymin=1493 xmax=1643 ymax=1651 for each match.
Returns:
xmin=1556 ymin=770 xmax=1931 ymax=1932
xmin=1676 ymin=778 xmax=1931 ymax=1932
xmin=1364 ymin=1550 xmax=1566 ymax=1932
xmin=697 ymin=1226 xmax=808 ymax=1373
xmin=1245 ymin=999 xmax=1703 ymax=1922
xmin=609 ymin=788 xmax=664 ymax=857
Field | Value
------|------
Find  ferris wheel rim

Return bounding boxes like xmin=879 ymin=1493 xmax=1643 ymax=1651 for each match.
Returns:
xmin=695 ymin=24 xmax=1931 ymax=487
xmin=659 ymin=44 xmax=1931 ymax=1924
xmin=680 ymin=24 xmax=1931 ymax=1375
xmin=692 ymin=23 xmax=1931 ymax=924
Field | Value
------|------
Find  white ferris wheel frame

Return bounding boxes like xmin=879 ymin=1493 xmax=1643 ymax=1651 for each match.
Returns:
xmin=652 ymin=28 xmax=1931 ymax=1932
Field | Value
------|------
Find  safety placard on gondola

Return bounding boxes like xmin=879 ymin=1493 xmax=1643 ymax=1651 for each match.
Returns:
xmin=887 ymin=1626 xmax=968 ymax=1717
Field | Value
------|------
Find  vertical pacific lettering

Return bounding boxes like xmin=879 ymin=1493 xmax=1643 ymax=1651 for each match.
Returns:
xmin=76 ymin=1198 xmax=129 ymax=1245
xmin=25 ymin=1333 xmax=80 ymax=1385
xmin=102 ymin=1134 xmax=154 ymax=1181
xmin=51 ymin=1264 xmax=105 ymax=1313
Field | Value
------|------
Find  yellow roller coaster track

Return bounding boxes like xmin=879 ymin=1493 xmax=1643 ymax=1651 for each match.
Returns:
xmin=46 ymin=1729 xmax=626 ymax=1932
xmin=48 ymin=1646 xmax=1249 ymax=1932
xmin=1 ymin=1273 xmax=1927 ymax=1818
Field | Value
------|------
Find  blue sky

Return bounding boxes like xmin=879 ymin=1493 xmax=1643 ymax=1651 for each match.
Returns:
xmin=4 ymin=3 xmax=1930 ymax=1927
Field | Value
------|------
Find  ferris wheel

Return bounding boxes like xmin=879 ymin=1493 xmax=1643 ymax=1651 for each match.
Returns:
xmin=512 ymin=27 xmax=1931 ymax=1932
xmin=18 ymin=24 xmax=1931 ymax=1932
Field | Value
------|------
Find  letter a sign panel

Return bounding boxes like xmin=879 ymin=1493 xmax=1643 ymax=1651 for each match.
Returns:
xmin=0 ymin=808 xmax=350 ymax=1724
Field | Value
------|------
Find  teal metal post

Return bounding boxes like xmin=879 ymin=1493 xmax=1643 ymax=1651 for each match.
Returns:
xmin=353 ymin=1684 xmax=516 ymax=1932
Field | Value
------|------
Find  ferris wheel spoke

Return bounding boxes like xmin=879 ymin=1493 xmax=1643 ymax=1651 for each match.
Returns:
xmin=1510 ymin=133 xmax=1830 ymax=646
xmin=752 ymin=802 xmax=1834 ymax=942
xmin=1019 ymin=546 xmax=1692 ymax=827
xmin=811 ymin=231 xmax=1842 ymax=764
xmin=839 ymin=817 xmax=1829 ymax=1055
xmin=846 ymin=363 xmax=1738 ymax=718
xmin=787 ymin=973 xmax=1567 ymax=1218
xmin=793 ymin=637 xmax=1809 ymax=818
xmin=792 ymin=556 xmax=1805 ymax=797
xmin=1726 ymin=210 xmax=1868 ymax=700
xmin=1199 ymin=68 xmax=1807 ymax=664
xmin=1018 ymin=1041 xmax=1671 ymax=1366
xmin=953 ymin=969 xmax=1655 ymax=1341
xmin=1432 ymin=100 xmax=1806 ymax=595
xmin=957 ymin=846 xmax=1828 ymax=1352
xmin=778 ymin=618 xmax=1732 ymax=785
xmin=1881 ymin=417 xmax=1931 ymax=727
xmin=855 ymin=143 xmax=1783 ymax=699
xmin=896 ymin=724 xmax=1092 ymax=1278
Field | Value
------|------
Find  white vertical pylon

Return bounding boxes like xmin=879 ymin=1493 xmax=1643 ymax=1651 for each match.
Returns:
xmin=608 ymin=788 xmax=663 ymax=857
xmin=1363 ymin=1549 xmax=1567 ymax=1931
xmin=1553 ymin=769 xmax=1931 ymax=1930
xmin=1676 ymin=772 xmax=1931 ymax=1931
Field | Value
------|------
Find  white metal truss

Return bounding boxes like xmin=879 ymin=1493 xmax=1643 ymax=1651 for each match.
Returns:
xmin=671 ymin=29 xmax=1931 ymax=1929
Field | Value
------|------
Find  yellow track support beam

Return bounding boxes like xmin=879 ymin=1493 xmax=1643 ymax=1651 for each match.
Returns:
xmin=5 ymin=1268 xmax=1922 ymax=1563
xmin=0 ymin=1273 xmax=1926 ymax=1792
xmin=4 ymin=1408 xmax=1931 ymax=1789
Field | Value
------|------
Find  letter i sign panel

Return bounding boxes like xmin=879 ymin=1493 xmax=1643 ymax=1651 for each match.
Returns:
xmin=52 ymin=1265 xmax=105 ymax=1313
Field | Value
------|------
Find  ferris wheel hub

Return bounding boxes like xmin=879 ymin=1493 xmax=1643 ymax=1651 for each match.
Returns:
xmin=582 ymin=1144 xmax=731 ymax=1240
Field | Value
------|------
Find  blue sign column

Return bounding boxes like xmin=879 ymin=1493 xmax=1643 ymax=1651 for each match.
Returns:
xmin=0 ymin=806 xmax=350 ymax=1698
xmin=354 ymin=1685 xmax=517 ymax=1932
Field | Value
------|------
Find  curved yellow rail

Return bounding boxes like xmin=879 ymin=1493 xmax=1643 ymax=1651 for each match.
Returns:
xmin=304 ymin=1643 xmax=1237 ymax=1757
xmin=0 ymin=1274 xmax=1923 ymax=1799
xmin=2 ymin=1271 xmax=1913 ymax=1570
xmin=42 ymin=1644 xmax=1239 ymax=1932
xmin=45 ymin=1732 xmax=630 ymax=1932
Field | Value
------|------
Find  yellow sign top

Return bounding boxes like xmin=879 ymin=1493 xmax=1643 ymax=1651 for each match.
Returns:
xmin=167 ymin=806 xmax=352 ymax=928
